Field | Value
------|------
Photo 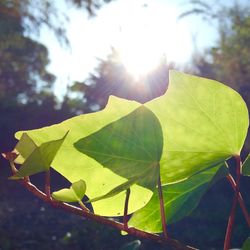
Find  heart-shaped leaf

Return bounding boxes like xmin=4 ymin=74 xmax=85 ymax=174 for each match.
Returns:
xmin=74 ymin=106 xmax=163 ymax=201
xmin=146 ymin=70 xmax=249 ymax=184
xmin=52 ymin=179 xmax=86 ymax=202
xmin=128 ymin=163 xmax=228 ymax=233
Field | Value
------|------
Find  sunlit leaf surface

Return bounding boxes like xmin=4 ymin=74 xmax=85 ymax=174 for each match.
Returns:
xmin=74 ymin=106 xmax=162 ymax=201
xmin=15 ymin=97 xmax=153 ymax=216
xmin=128 ymin=163 xmax=228 ymax=233
xmin=146 ymin=71 xmax=249 ymax=184
xmin=14 ymin=133 xmax=37 ymax=164
xmin=11 ymin=132 xmax=68 ymax=179
xmin=52 ymin=180 xmax=86 ymax=202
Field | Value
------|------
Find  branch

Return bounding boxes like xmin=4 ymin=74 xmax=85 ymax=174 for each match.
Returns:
xmin=45 ymin=170 xmax=52 ymax=200
xmin=226 ymin=174 xmax=250 ymax=227
xmin=8 ymin=161 xmax=196 ymax=250
xmin=224 ymin=155 xmax=242 ymax=250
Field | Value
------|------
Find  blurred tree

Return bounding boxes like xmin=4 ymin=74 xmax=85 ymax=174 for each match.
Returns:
xmin=66 ymin=48 xmax=173 ymax=113
xmin=0 ymin=0 xmax=114 ymax=107
xmin=183 ymin=1 xmax=250 ymax=102
xmin=183 ymin=1 xmax=250 ymax=154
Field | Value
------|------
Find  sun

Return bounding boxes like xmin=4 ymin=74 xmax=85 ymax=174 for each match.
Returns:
xmin=110 ymin=1 xmax=192 ymax=80
xmin=117 ymin=30 xmax=165 ymax=80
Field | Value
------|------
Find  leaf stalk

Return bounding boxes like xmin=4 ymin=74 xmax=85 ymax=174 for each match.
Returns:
xmin=158 ymin=173 xmax=168 ymax=238
xmin=224 ymin=155 xmax=242 ymax=250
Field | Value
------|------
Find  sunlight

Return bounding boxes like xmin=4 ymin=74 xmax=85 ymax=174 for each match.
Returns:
xmin=40 ymin=0 xmax=196 ymax=97
xmin=117 ymin=27 xmax=165 ymax=80
xmin=112 ymin=1 xmax=192 ymax=80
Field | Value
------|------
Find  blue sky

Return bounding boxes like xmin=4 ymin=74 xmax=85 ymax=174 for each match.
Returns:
xmin=37 ymin=0 xmax=220 ymax=98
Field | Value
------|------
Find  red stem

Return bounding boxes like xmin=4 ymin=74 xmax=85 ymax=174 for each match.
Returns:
xmin=45 ymin=170 xmax=51 ymax=200
xmin=123 ymin=188 xmax=131 ymax=230
xmin=226 ymin=174 xmax=250 ymax=227
xmin=224 ymin=155 xmax=242 ymax=250
xmin=158 ymin=173 xmax=168 ymax=238
xmin=9 ymin=161 xmax=195 ymax=250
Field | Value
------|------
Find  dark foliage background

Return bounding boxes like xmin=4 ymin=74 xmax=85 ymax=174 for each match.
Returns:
xmin=0 ymin=0 xmax=250 ymax=249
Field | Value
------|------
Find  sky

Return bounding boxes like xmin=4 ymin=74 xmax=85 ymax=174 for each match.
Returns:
xmin=37 ymin=0 xmax=218 ymax=98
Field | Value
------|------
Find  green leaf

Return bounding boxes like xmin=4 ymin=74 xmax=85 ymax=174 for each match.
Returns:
xmin=242 ymin=154 xmax=250 ymax=176
xmin=14 ymin=133 xmax=37 ymax=164
xmin=243 ymin=237 xmax=250 ymax=250
xmin=11 ymin=132 xmax=68 ymax=179
xmin=52 ymin=179 xmax=86 ymax=202
xmin=74 ymin=106 xmax=163 ymax=197
xmin=15 ymin=97 xmax=153 ymax=216
xmin=88 ymin=178 xmax=136 ymax=203
xmin=128 ymin=163 xmax=228 ymax=233
xmin=146 ymin=70 xmax=249 ymax=184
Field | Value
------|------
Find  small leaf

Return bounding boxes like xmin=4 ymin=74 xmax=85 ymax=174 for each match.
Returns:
xmin=242 ymin=154 xmax=250 ymax=176
xmin=14 ymin=133 xmax=37 ymax=164
xmin=128 ymin=163 xmax=228 ymax=233
xmin=52 ymin=179 xmax=86 ymax=202
xmin=243 ymin=237 xmax=250 ymax=250
xmin=11 ymin=132 xmax=68 ymax=179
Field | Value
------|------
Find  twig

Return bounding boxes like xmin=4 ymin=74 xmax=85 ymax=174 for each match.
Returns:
xmin=8 ymin=161 xmax=196 ymax=250
xmin=226 ymin=174 xmax=250 ymax=227
xmin=224 ymin=155 xmax=242 ymax=250
xmin=158 ymin=173 xmax=168 ymax=238
xmin=45 ymin=170 xmax=51 ymax=200
xmin=123 ymin=188 xmax=131 ymax=229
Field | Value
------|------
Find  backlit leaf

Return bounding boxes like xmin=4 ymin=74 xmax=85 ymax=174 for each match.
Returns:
xmin=146 ymin=70 xmax=249 ymax=184
xmin=14 ymin=133 xmax=37 ymax=164
xmin=15 ymin=97 xmax=153 ymax=216
xmin=11 ymin=132 xmax=68 ymax=179
xmin=52 ymin=179 xmax=86 ymax=202
xmin=128 ymin=163 xmax=228 ymax=233
xmin=74 ymin=106 xmax=163 ymax=201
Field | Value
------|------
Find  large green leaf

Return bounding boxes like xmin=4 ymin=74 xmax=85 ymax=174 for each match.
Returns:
xmin=128 ymin=163 xmax=228 ymax=233
xmin=11 ymin=132 xmax=68 ymax=179
xmin=74 ymin=106 xmax=162 ymax=200
xmin=242 ymin=154 xmax=250 ymax=176
xmin=146 ymin=70 xmax=249 ymax=184
xmin=15 ymin=97 xmax=153 ymax=216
